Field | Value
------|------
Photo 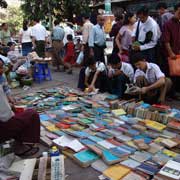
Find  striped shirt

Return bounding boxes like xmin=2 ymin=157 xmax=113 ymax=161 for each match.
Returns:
xmin=134 ymin=62 xmax=165 ymax=84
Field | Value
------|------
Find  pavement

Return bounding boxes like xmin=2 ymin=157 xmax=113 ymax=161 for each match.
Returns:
xmin=11 ymin=65 xmax=180 ymax=180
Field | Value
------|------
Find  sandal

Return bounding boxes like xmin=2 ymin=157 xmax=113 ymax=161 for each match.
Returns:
xmin=15 ymin=144 xmax=39 ymax=157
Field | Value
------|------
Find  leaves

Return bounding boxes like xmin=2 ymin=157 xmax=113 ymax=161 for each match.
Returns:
xmin=20 ymin=0 xmax=91 ymax=22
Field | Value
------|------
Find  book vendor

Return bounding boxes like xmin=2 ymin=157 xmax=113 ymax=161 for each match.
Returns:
xmin=0 ymin=58 xmax=40 ymax=156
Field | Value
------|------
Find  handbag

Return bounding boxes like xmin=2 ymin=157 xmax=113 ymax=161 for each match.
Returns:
xmin=168 ymin=55 xmax=180 ymax=76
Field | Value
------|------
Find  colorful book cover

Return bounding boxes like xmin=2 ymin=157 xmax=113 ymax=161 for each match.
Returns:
xmin=103 ymin=165 xmax=131 ymax=180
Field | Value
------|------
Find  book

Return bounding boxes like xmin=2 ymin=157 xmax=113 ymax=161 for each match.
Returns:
xmin=97 ymin=140 xmax=117 ymax=150
xmin=120 ymin=159 xmax=141 ymax=169
xmin=144 ymin=120 xmax=166 ymax=132
xmin=148 ymin=142 xmax=163 ymax=154
xmin=73 ymin=150 xmax=99 ymax=167
xmin=167 ymin=120 xmax=180 ymax=130
xmin=158 ymin=160 xmax=180 ymax=180
xmin=161 ymin=139 xmax=178 ymax=148
xmin=112 ymin=109 xmax=126 ymax=116
xmin=130 ymin=151 xmax=152 ymax=163
xmin=102 ymin=150 xmax=121 ymax=165
xmin=91 ymin=159 xmax=109 ymax=173
xmin=103 ymin=165 xmax=131 ymax=180
xmin=122 ymin=172 xmax=146 ymax=180
xmin=53 ymin=135 xmax=85 ymax=152
xmin=116 ymin=134 xmax=132 ymax=142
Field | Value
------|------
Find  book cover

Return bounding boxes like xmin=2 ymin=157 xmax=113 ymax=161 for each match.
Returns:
xmin=73 ymin=150 xmax=99 ymax=164
xmin=122 ymin=172 xmax=146 ymax=180
xmin=102 ymin=150 xmax=121 ymax=165
xmin=103 ymin=165 xmax=131 ymax=180
xmin=120 ymin=159 xmax=141 ymax=169
xmin=159 ymin=160 xmax=180 ymax=180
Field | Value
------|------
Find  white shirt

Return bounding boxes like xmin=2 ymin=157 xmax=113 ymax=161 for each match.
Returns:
xmin=31 ymin=23 xmax=48 ymax=41
xmin=63 ymin=26 xmax=75 ymax=45
xmin=19 ymin=27 xmax=32 ymax=43
xmin=132 ymin=16 xmax=161 ymax=51
xmin=85 ymin=62 xmax=106 ymax=77
xmin=82 ymin=20 xmax=93 ymax=44
xmin=134 ymin=62 xmax=165 ymax=84
xmin=120 ymin=62 xmax=134 ymax=82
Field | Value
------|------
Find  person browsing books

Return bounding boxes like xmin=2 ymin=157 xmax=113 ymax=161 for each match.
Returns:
xmin=132 ymin=52 xmax=172 ymax=104
xmin=108 ymin=53 xmax=134 ymax=98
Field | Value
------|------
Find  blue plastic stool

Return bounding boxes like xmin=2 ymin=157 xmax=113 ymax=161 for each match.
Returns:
xmin=33 ymin=63 xmax=52 ymax=83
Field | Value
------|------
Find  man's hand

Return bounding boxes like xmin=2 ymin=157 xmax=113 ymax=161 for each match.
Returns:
xmin=140 ymin=87 xmax=149 ymax=94
xmin=88 ymin=85 xmax=94 ymax=92
xmin=8 ymin=96 xmax=16 ymax=105
xmin=132 ymin=45 xmax=140 ymax=51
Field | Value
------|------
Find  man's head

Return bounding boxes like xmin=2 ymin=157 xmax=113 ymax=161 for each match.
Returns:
xmin=108 ymin=53 xmax=121 ymax=69
xmin=0 ymin=58 xmax=4 ymax=76
xmin=82 ymin=14 xmax=90 ymax=23
xmin=67 ymin=34 xmax=73 ymax=41
xmin=33 ymin=18 xmax=40 ymax=25
xmin=156 ymin=2 xmax=168 ymax=15
xmin=97 ymin=15 xmax=105 ymax=27
xmin=174 ymin=3 xmax=180 ymax=20
xmin=1 ymin=23 xmax=8 ymax=31
xmin=54 ymin=20 xmax=60 ymax=26
xmin=7 ymin=42 xmax=16 ymax=51
xmin=132 ymin=52 xmax=147 ymax=71
xmin=86 ymin=57 xmax=96 ymax=70
xmin=137 ymin=6 xmax=149 ymax=23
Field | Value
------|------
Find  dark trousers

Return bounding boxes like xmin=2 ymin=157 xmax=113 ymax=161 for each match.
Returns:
xmin=0 ymin=110 xmax=40 ymax=144
xmin=77 ymin=68 xmax=109 ymax=92
xmin=22 ymin=42 xmax=32 ymax=56
xmin=109 ymin=74 xmax=129 ymax=98
xmin=93 ymin=45 xmax=105 ymax=63
xmin=35 ymin=40 xmax=45 ymax=58
xmin=141 ymin=48 xmax=156 ymax=63
xmin=78 ymin=67 xmax=86 ymax=90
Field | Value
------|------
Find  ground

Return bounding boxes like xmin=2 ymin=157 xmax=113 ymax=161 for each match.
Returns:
xmin=11 ymin=66 xmax=180 ymax=180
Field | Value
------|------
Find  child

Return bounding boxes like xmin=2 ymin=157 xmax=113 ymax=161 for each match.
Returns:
xmin=63 ymin=34 xmax=75 ymax=74
xmin=108 ymin=53 xmax=134 ymax=98
xmin=78 ymin=57 xmax=108 ymax=92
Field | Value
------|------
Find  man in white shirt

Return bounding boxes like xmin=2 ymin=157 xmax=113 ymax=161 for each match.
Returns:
xmin=31 ymin=18 xmax=48 ymax=57
xmin=132 ymin=6 xmax=161 ymax=63
xmin=89 ymin=15 xmax=106 ymax=63
xmin=132 ymin=52 xmax=172 ymax=103
xmin=108 ymin=53 xmax=134 ymax=98
xmin=84 ymin=57 xmax=108 ymax=93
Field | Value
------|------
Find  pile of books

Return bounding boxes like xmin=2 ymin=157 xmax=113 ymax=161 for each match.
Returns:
xmin=15 ymin=86 xmax=180 ymax=180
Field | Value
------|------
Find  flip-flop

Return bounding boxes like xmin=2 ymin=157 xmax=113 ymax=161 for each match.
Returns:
xmin=22 ymin=146 xmax=39 ymax=157
xmin=15 ymin=144 xmax=33 ymax=156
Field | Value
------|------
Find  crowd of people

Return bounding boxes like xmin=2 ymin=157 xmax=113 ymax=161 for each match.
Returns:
xmin=0 ymin=2 xmax=179 ymax=156
xmin=77 ymin=2 xmax=180 ymax=104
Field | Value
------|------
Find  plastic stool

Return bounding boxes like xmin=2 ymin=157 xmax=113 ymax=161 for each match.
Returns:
xmin=33 ymin=63 xmax=52 ymax=83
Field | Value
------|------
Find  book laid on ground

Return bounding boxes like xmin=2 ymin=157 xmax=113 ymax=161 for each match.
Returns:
xmin=103 ymin=165 xmax=131 ymax=180
xmin=73 ymin=150 xmax=99 ymax=167
xmin=91 ymin=159 xmax=109 ymax=173
xmin=158 ymin=160 xmax=180 ymax=180
xmin=121 ymin=171 xmax=146 ymax=180
xmin=53 ymin=135 xmax=85 ymax=152
xmin=120 ymin=159 xmax=141 ymax=169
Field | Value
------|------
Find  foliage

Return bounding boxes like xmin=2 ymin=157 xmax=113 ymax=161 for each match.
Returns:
xmin=20 ymin=0 xmax=91 ymax=22
xmin=0 ymin=6 xmax=24 ymax=34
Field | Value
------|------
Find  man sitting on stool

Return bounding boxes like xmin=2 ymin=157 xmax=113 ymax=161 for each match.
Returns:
xmin=132 ymin=52 xmax=172 ymax=104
